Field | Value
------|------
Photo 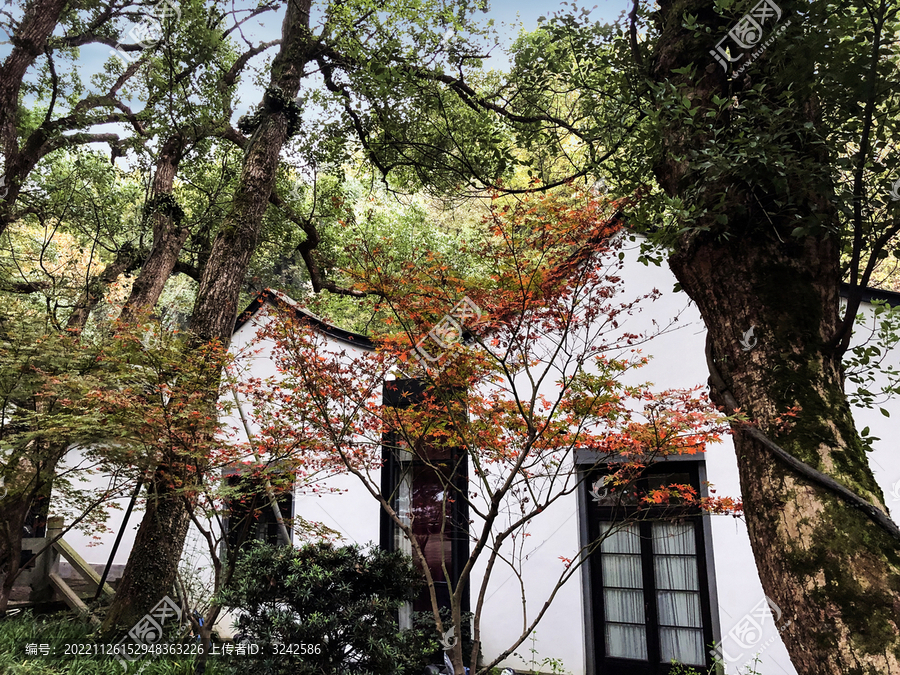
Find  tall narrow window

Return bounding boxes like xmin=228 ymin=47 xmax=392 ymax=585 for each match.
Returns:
xmin=381 ymin=380 xmax=469 ymax=620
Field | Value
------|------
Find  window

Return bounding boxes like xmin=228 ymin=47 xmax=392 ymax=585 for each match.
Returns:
xmin=585 ymin=463 xmax=718 ymax=675
xmin=381 ymin=380 xmax=469 ymax=623
xmin=224 ymin=472 xmax=294 ymax=554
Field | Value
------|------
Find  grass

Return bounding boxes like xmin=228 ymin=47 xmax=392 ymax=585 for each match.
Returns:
xmin=0 ymin=610 xmax=229 ymax=675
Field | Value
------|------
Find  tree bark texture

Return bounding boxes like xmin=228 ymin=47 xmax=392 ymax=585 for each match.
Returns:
xmin=100 ymin=463 xmax=193 ymax=632
xmin=651 ymin=1 xmax=900 ymax=673
xmin=103 ymin=0 xmax=314 ymax=632
xmin=119 ymin=133 xmax=190 ymax=325
xmin=0 ymin=0 xmax=69 ymax=236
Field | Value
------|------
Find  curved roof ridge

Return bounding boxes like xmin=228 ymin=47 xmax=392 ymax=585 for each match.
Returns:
xmin=234 ymin=288 xmax=375 ymax=350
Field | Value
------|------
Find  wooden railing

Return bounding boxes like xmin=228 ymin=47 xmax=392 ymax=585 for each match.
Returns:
xmin=18 ymin=516 xmax=114 ymax=624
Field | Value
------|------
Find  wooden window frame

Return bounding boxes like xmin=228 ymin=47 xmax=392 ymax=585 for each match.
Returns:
xmin=583 ymin=462 xmax=719 ymax=675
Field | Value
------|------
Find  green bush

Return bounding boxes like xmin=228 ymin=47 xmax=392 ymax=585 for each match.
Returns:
xmin=217 ymin=541 xmax=437 ymax=675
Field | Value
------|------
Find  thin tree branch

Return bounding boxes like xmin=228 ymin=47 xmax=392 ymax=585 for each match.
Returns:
xmin=706 ymin=334 xmax=900 ymax=543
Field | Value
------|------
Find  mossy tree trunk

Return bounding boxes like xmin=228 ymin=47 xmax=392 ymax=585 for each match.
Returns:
xmin=650 ymin=0 xmax=900 ymax=673
xmin=100 ymin=463 xmax=193 ymax=632
xmin=119 ymin=132 xmax=190 ymax=325
xmin=669 ymin=233 xmax=900 ymax=675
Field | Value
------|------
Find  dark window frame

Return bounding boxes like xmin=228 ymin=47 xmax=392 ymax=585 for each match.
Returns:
xmin=222 ymin=469 xmax=294 ymax=557
xmin=581 ymin=461 xmax=720 ymax=675
xmin=380 ymin=379 xmax=470 ymax=614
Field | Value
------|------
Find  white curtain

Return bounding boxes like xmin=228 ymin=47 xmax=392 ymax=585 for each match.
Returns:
xmin=653 ymin=522 xmax=704 ymax=665
xmin=601 ymin=522 xmax=648 ymax=660
xmin=395 ymin=472 xmax=413 ymax=630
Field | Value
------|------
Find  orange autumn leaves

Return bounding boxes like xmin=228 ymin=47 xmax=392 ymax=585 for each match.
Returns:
xmin=249 ymin=189 xmax=741 ymax=517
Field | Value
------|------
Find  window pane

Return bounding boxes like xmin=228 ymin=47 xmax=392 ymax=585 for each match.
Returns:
xmin=394 ymin=473 xmax=412 ymax=555
xmin=657 ymin=591 xmax=701 ymax=628
xmin=606 ymin=623 xmax=648 ymax=660
xmin=604 ymin=588 xmax=645 ymax=623
xmin=652 ymin=521 xmax=696 ymax=555
xmin=409 ymin=463 xmax=453 ymax=612
xmin=600 ymin=522 xmax=641 ymax=554
xmin=659 ymin=627 xmax=704 ymax=665
xmin=602 ymin=554 xmax=644 ymax=589
xmin=600 ymin=521 xmax=648 ymax=660
xmin=654 ymin=555 xmax=699 ymax=591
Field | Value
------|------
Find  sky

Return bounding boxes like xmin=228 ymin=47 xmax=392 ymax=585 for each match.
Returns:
xmin=0 ymin=0 xmax=629 ymax=167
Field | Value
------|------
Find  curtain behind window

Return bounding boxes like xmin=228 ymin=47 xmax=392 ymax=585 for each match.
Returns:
xmin=600 ymin=522 xmax=648 ymax=660
xmin=653 ymin=522 xmax=704 ymax=665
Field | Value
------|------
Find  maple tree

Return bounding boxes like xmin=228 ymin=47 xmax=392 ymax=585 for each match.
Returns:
xmin=82 ymin=318 xmax=341 ymax=663
xmin=238 ymin=191 xmax=738 ymax=673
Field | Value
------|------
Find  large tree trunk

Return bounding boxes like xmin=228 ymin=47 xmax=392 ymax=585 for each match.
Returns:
xmin=651 ymin=1 xmax=900 ymax=673
xmin=119 ymin=132 xmax=190 ymax=325
xmin=100 ymin=462 xmax=193 ymax=632
xmin=102 ymin=0 xmax=314 ymax=633
xmin=669 ymin=232 xmax=900 ymax=675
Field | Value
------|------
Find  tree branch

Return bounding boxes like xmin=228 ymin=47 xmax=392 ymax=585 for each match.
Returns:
xmin=706 ymin=334 xmax=900 ymax=543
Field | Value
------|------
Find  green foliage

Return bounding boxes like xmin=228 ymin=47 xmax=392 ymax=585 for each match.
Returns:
xmin=217 ymin=541 xmax=435 ymax=675
xmin=0 ymin=610 xmax=228 ymax=674
xmin=0 ymin=303 xmax=122 ymax=522
xmin=846 ymin=300 xmax=900 ymax=416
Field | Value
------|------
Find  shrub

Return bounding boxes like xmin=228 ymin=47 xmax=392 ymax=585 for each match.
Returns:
xmin=217 ymin=541 xmax=435 ymax=674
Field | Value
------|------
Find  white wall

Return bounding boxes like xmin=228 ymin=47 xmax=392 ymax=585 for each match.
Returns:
xmin=50 ymin=446 xmax=143 ymax=577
